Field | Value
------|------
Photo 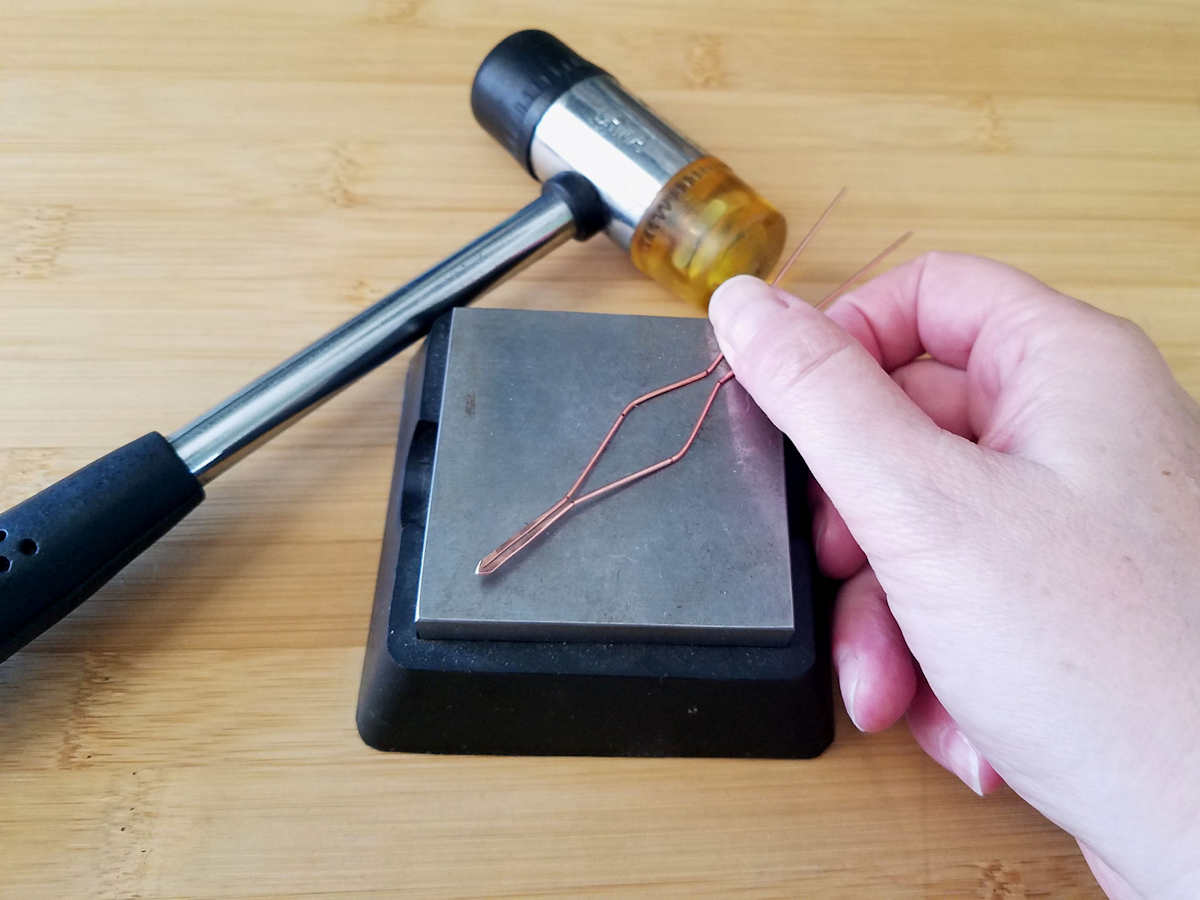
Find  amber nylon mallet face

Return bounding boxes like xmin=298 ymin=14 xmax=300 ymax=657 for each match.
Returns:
xmin=475 ymin=190 xmax=911 ymax=576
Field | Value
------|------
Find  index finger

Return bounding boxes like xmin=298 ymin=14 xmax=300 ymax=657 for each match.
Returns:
xmin=824 ymin=251 xmax=1077 ymax=373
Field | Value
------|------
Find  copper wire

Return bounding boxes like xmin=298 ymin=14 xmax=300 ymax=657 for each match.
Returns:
xmin=815 ymin=230 xmax=913 ymax=311
xmin=772 ymin=185 xmax=846 ymax=287
xmin=476 ymin=191 xmax=909 ymax=576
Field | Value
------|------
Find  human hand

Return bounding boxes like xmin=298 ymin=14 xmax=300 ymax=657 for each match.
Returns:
xmin=708 ymin=253 xmax=1200 ymax=898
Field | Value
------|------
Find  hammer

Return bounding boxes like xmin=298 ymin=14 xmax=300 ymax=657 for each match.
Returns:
xmin=0 ymin=30 xmax=786 ymax=661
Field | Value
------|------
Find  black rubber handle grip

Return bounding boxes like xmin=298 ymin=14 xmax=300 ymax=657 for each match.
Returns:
xmin=0 ymin=432 xmax=204 ymax=661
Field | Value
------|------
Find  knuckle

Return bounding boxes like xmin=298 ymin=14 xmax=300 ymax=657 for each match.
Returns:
xmin=1109 ymin=313 xmax=1153 ymax=348
xmin=1074 ymin=309 xmax=1159 ymax=367
xmin=914 ymin=249 xmax=952 ymax=272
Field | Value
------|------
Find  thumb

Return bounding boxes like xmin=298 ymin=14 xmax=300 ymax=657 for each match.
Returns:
xmin=710 ymin=275 xmax=976 ymax=553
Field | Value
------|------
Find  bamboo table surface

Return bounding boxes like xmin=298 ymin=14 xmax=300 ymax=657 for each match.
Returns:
xmin=2 ymin=1 xmax=1197 ymax=896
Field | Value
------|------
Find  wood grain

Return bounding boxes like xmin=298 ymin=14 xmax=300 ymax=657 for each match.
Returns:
xmin=2 ymin=1 xmax=1197 ymax=896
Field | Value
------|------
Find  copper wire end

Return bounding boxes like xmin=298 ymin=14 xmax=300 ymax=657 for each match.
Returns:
xmin=476 ymin=189 xmax=863 ymax=576
xmin=771 ymin=186 xmax=845 ymax=288
xmin=816 ymin=230 xmax=913 ymax=310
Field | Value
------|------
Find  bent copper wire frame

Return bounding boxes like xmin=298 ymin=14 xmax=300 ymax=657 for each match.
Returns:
xmin=476 ymin=190 xmax=911 ymax=575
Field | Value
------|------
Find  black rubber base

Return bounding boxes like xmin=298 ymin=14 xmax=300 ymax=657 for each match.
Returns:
xmin=356 ymin=312 xmax=833 ymax=757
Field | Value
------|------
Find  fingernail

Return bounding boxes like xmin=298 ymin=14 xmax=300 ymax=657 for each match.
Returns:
xmin=836 ymin=653 xmax=866 ymax=731
xmin=946 ymin=729 xmax=986 ymax=796
xmin=709 ymin=275 xmax=787 ymax=358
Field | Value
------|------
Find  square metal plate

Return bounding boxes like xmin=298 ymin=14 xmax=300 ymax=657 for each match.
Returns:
xmin=414 ymin=308 xmax=794 ymax=646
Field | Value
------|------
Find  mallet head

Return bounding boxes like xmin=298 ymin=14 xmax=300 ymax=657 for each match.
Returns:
xmin=472 ymin=30 xmax=787 ymax=305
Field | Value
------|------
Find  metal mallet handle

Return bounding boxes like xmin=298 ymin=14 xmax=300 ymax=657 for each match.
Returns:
xmin=170 ymin=178 xmax=591 ymax=483
xmin=0 ymin=174 xmax=601 ymax=662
